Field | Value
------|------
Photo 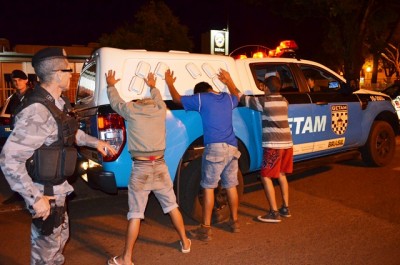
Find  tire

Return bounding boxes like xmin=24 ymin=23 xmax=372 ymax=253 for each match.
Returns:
xmin=177 ymin=157 xmax=244 ymax=224
xmin=360 ymin=121 xmax=396 ymax=167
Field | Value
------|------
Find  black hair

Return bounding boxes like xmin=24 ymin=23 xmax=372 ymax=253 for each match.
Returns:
xmin=194 ymin=82 xmax=212 ymax=94
xmin=264 ymin=76 xmax=281 ymax=93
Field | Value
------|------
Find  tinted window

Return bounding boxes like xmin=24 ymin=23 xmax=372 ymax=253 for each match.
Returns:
xmin=250 ymin=63 xmax=298 ymax=92
xmin=300 ymin=65 xmax=342 ymax=92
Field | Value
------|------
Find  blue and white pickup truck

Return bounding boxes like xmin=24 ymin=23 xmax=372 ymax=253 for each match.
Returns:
xmin=74 ymin=47 xmax=399 ymax=222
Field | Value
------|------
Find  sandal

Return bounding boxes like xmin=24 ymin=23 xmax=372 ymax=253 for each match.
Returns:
xmin=107 ymin=256 xmax=134 ymax=265
xmin=180 ymin=239 xmax=191 ymax=253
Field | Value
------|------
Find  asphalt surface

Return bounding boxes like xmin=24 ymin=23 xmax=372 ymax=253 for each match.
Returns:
xmin=1 ymin=136 xmax=399 ymax=213
xmin=0 ymin=136 xmax=399 ymax=265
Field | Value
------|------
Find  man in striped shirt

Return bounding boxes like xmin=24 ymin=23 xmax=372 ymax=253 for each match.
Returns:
xmin=218 ymin=70 xmax=293 ymax=223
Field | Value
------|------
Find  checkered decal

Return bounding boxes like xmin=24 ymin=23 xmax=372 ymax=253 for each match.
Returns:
xmin=331 ymin=105 xmax=348 ymax=135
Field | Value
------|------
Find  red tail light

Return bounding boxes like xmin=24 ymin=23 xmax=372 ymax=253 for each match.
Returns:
xmin=98 ymin=113 xmax=126 ymax=162
xmin=0 ymin=117 xmax=11 ymax=126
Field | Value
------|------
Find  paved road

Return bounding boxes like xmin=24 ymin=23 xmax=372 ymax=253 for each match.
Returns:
xmin=0 ymin=138 xmax=400 ymax=265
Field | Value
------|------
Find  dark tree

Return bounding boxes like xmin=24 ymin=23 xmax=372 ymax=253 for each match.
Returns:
xmin=99 ymin=1 xmax=193 ymax=52
xmin=252 ymin=0 xmax=400 ymax=81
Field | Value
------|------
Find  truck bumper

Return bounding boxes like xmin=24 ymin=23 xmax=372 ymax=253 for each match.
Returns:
xmin=83 ymin=166 xmax=118 ymax=194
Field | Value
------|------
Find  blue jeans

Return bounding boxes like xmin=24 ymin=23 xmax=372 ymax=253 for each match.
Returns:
xmin=201 ymin=143 xmax=241 ymax=189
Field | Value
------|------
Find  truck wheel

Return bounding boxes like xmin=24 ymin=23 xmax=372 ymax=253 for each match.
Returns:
xmin=360 ymin=121 xmax=396 ymax=166
xmin=177 ymin=157 xmax=244 ymax=224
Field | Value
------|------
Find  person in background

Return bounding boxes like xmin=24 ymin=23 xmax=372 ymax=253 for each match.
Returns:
xmin=349 ymin=79 xmax=359 ymax=91
xmin=2 ymin=70 xmax=33 ymax=205
xmin=306 ymin=76 xmax=320 ymax=92
xmin=0 ymin=47 xmax=116 ymax=264
xmin=105 ymin=70 xmax=191 ymax=265
xmin=7 ymin=70 xmax=32 ymax=114
xmin=258 ymin=79 xmax=266 ymax=91
xmin=165 ymin=69 xmax=241 ymax=242
xmin=218 ymin=69 xmax=293 ymax=223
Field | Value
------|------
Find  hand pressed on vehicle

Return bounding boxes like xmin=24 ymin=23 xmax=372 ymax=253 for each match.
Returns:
xmin=165 ymin=69 xmax=176 ymax=86
xmin=105 ymin=70 xmax=121 ymax=87
xmin=144 ymin=72 xmax=157 ymax=88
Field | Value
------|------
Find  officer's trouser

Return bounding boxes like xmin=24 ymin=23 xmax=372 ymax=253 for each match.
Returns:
xmin=30 ymin=205 xmax=69 ymax=265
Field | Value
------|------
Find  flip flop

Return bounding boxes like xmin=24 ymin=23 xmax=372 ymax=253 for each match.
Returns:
xmin=107 ymin=256 xmax=134 ymax=265
xmin=180 ymin=239 xmax=191 ymax=253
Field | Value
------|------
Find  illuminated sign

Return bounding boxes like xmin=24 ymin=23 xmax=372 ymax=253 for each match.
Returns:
xmin=210 ymin=30 xmax=229 ymax=55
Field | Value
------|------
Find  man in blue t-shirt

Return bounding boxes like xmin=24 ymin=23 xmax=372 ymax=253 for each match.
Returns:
xmin=165 ymin=69 xmax=241 ymax=241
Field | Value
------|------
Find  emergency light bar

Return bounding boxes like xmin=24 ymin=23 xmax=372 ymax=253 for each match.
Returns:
xmin=268 ymin=40 xmax=298 ymax=58
xmin=232 ymin=40 xmax=298 ymax=59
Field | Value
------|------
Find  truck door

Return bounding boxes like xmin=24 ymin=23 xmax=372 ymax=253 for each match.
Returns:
xmin=298 ymin=64 xmax=362 ymax=157
xmin=249 ymin=63 xmax=315 ymax=161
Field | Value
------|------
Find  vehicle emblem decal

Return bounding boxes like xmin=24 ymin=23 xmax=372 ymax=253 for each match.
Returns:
xmin=331 ymin=105 xmax=348 ymax=135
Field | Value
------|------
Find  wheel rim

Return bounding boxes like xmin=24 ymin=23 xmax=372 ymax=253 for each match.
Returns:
xmin=376 ymin=130 xmax=392 ymax=158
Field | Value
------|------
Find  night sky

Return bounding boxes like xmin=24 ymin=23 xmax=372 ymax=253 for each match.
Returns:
xmin=0 ymin=0 xmax=320 ymax=59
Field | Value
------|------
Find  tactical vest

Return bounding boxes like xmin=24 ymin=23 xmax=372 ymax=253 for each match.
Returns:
xmin=14 ymin=85 xmax=79 ymax=195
